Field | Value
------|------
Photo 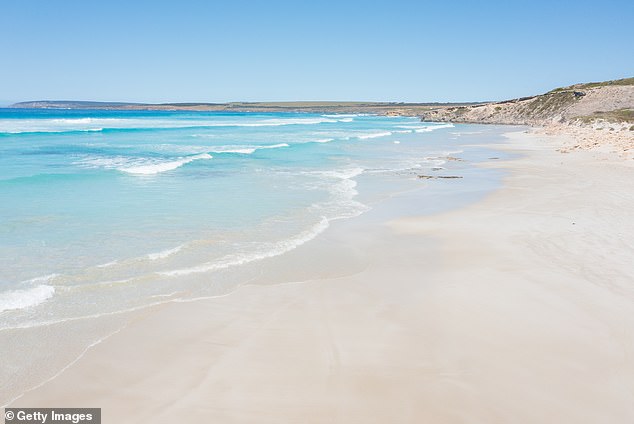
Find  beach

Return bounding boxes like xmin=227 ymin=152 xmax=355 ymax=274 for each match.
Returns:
xmin=7 ymin=130 xmax=634 ymax=423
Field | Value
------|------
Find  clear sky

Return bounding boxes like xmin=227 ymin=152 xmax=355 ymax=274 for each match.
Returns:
xmin=1 ymin=0 xmax=632 ymax=104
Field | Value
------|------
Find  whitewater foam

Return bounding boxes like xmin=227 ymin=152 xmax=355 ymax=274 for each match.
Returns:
xmin=357 ymin=131 xmax=393 ymax=140
xmin=121 ymin=153 xmax=212 ymax=175
xmin=416 ymin=124 xmax=455 ymax=132
xmin=22 ymin=274 xmax=59 ymax=285
xmin=0 ymin=115 xmax=348 ymax=134
xmin=78 ymin=153 xmax=213 ymax=175
xmin=210 ymin=143 xmax=289 ymax=155
xmin=233 ymin=117 xmax=337 ymax=127
xmin=145 ymin=245 xmax=185 ymax=261
xmin=0 ymin=285 xmax=55 ymax=313
xmin=303 ymin=166 xmax=369 ymax=220
xmin=395 ymin=123 xmax=455 ymax=133
xmin=160 ymin=217 xmax=330 ymax=277
xmin=318 ymin=167 xmax=365 ymax=180
xmin=96 ymin=260 xmax=119 ymax=269
xmin=220 ymin=147 xmax=258 ymax=154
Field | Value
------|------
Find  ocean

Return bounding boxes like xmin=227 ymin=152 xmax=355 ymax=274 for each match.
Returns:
xmin=0 ymin=109 xmax=503 ymax=331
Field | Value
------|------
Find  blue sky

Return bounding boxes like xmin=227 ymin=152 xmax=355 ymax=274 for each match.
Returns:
xmin=1 ymin=0 xmax=632 ymax=104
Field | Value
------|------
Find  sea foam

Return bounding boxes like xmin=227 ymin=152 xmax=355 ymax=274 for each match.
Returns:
xmin=210 ymin=143 xmax=289 ymax=155
xmin=121 ymin=153 xmax=212 ymax=175
xmin=159 ymin=217 xmax=330 ymax=277
xmin=236 ymin=117 xmax=337 ymax=127
xmin=145 ymin=245 xmax=185 ymax=261
xmin=396 ymin=123 xmax=455 ymax=133
xmin=0 ymin=285 xmax=55 ymax=313
xmin=0 ymin=115 xmax=351 ymax=134
xmin=78 ymin=153 xmax=213 ymax=175
xmin=357 ymin=131 xmax=393 ymax=139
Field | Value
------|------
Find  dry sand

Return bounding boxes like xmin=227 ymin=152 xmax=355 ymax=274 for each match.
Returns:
xmin=9 ymin=131 xmax=634 ymax=423
xmin=537 ymin=123 xmax=633 ymax=158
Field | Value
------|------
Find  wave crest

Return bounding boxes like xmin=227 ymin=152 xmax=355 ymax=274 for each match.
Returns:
xmin=357 ymin=131 xmax=392 ymax=139
xmin=77 ymin=153 xmax=213 ymax=175
xmin=0 ymin=285 xmax=55 ymax=313
xmin=160 ymin=217 xmax=330 ymax=277
xmin=210 ymin=143 xmax=289 ymax=155
xmin=121 ymin=153 xmax=212 ymax=175
xmin=0 ymin=116 xmax=349 ymax=134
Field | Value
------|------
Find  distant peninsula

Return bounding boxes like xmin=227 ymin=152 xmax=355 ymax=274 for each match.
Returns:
xmin=8 ymin=100 xmax=476 ymax=116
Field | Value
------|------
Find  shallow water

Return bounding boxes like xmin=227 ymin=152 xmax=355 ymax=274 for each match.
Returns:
xmin=0 ymin=109 xmax=507 ymax=329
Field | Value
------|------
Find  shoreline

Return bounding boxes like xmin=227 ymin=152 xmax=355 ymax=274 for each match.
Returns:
xmin=8 ymin=129 xmax=634 ymax=422
xmin=0 ymin=121 xmax=508 ymax=408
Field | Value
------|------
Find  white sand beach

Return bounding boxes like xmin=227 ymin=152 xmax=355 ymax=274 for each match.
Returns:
xmin=9 ymin=131 xmax=634 ymax=423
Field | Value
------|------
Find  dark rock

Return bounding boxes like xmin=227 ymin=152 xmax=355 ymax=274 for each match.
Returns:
xmin=418 ymin=175 xmax=463 ymax=179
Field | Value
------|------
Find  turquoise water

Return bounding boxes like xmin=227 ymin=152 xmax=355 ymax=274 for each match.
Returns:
xmin=0 ymin=109 xmax=490 ymax=328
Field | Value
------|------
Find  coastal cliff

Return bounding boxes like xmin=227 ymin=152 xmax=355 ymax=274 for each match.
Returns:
xmin=420 ymin=78 xmax=634 ymax=156
xmin=420 ymin=78 xmax=633 ymax=127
